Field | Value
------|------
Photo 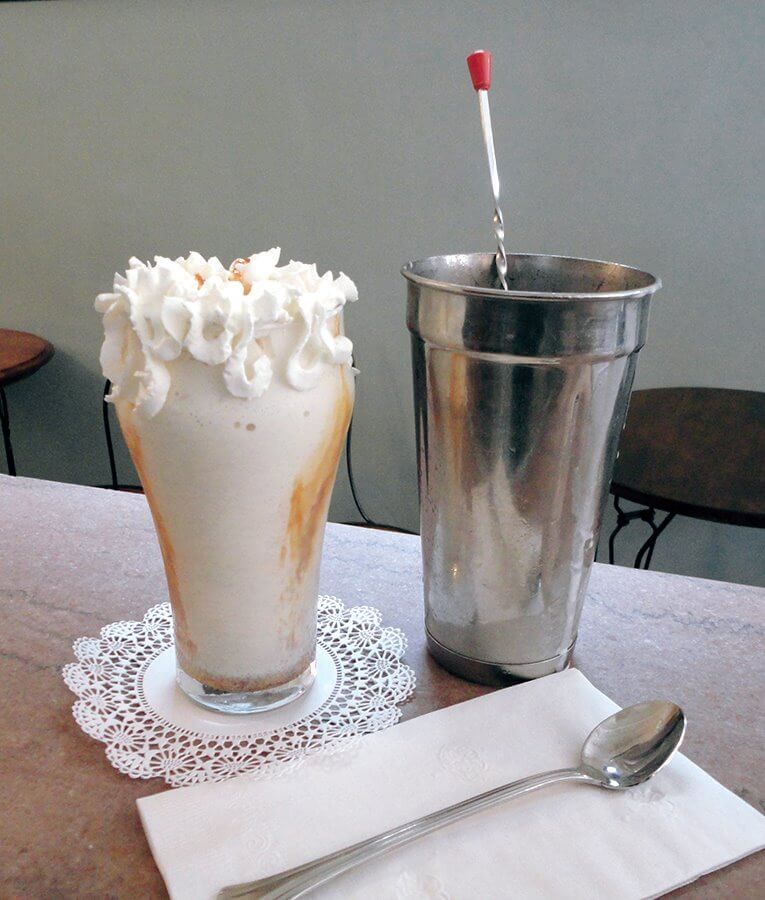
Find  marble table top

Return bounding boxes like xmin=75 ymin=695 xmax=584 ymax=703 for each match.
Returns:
xmin=1 ymin=474 xmax=763 ymax=897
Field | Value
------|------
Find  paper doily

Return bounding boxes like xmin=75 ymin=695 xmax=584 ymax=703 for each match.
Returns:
xmin=63 ymin=596 xmax=415 ymax=787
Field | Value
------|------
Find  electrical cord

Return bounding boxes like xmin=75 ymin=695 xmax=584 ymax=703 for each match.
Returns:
xmin=344 ymin=356 xmax=418 ymax=535
xmin=100 ymin=379 xmax=142 ymax=492
xmin=102 ymin=379 xmax=119 ymax=489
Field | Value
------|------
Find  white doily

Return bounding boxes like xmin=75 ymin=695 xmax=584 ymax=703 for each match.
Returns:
xmin=63 ymin=596 xmax=415 ymax=787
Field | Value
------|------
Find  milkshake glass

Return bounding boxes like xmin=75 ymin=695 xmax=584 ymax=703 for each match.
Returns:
xmin=96 ymin=249 xmax=356 ymax=712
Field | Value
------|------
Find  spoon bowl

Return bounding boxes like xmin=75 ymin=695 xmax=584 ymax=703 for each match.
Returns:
xmin=580 ymin=700 xmax=686 ymax=789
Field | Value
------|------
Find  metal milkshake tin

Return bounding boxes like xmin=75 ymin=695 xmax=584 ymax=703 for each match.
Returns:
xmin=403 ymin=253 xmax=661 ymax=685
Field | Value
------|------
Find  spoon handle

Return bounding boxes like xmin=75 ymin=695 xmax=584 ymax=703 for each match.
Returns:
xmin=467 ymin=49 xmax=509 ymax=290
xmin=218 ymin=767 xmax=591 ymax=899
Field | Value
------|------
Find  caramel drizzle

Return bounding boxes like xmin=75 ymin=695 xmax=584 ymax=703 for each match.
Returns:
xmin=117 ymin=406 xmax=197 ymax=658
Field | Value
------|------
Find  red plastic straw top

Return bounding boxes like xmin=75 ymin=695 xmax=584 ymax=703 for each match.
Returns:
xmin=467 ymin=50 xmax=492 ymax=91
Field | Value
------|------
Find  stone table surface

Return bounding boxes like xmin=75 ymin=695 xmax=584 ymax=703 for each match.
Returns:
xmin=1 ymin=474 xmax=763 ymax=898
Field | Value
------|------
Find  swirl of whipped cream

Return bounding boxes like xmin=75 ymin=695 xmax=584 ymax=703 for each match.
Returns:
xmin=95 ymin=248 xmax=357 ymax=417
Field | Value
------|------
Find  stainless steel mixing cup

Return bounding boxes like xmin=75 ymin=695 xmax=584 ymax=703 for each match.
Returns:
xmin=403 ymin=253 xmax=660 ymax=684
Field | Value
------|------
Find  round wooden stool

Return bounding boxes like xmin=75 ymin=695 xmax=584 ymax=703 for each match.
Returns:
xmin=0 ymin=329 xmax=55 ymax=475
xmin=608 ymin=387 xmax=765 ymax=567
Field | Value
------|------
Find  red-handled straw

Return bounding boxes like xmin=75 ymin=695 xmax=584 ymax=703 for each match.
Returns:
xmin=466 ymin=50 xmax=508 ymax=290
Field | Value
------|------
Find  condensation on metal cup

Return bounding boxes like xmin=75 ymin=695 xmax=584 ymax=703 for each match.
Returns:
xmin=403 ymin=253 xmax=661 ymax=686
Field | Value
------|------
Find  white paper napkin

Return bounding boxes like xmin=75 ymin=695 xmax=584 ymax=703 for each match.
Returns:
xmin=138 ymin=669 xmax=765 ymax=899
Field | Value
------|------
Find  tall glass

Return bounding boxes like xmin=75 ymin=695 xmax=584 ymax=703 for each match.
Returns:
xmin=115 ymin=322 xmax=353 ymax=713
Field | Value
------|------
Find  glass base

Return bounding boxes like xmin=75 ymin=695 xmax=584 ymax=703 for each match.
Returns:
xmin=176 ymin=659 xmax=317 ymax=714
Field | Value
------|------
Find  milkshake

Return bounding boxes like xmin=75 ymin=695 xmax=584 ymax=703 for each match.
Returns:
xmin=95 ymin=248 xmax=356 ymax=712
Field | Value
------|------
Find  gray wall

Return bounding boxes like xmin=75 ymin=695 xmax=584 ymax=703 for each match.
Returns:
xmin=2 ymin=0 xmax=763 ymax=585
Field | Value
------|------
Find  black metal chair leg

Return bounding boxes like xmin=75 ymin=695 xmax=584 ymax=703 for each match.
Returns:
xmin=608 ymin=495 xmax=677 ymax=570
xmin=608 ymin=496 xmax=628 ymax=564
xmin=643 ymin=514 xmax=672 ymax=568
xmin=0 ymin=387 xmax=17 ymax=476
xmin=608 ymin=496 xmax=653 ymax=565
xmin=633 ymin=511 xmax=676 ymax=569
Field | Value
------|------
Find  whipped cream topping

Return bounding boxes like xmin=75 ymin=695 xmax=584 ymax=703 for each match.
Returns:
xmin=95 ymin=248 xmax=357 ymax=416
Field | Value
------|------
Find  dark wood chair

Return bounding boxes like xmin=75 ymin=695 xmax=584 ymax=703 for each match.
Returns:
xmin=608 ymin=387 xmax=765 ymax=568
xmin=0 ymin=329 xmax=54 ymax=475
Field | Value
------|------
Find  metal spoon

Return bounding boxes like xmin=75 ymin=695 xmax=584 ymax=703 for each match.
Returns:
xmin=467 ymin=49 xmax=509 ymax=290
xmin=218 ymin=700 xmax=685 ymax=898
